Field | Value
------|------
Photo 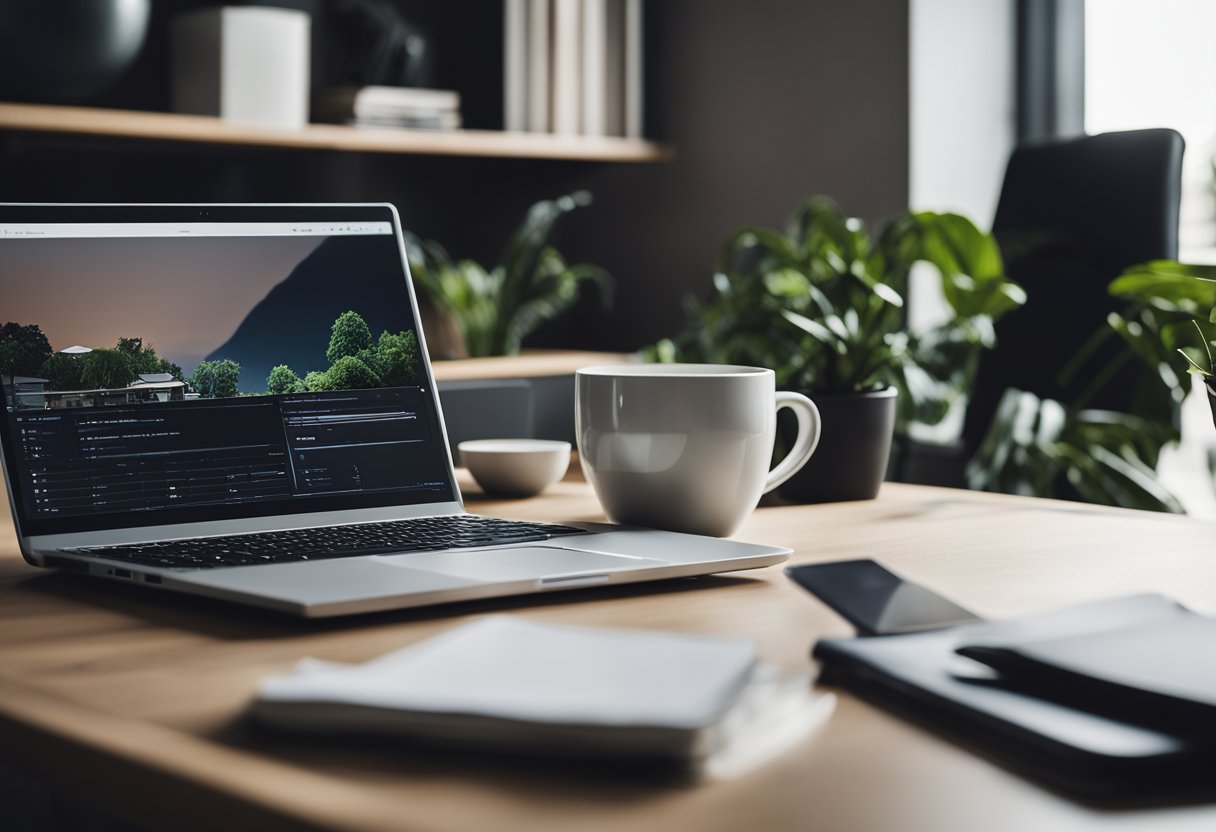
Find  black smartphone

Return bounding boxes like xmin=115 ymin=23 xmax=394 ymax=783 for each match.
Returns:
xmin=786 ymin=559 xmax=983 ymax=636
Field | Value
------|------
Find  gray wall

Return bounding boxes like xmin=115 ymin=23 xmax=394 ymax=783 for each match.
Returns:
xmin=218 ymin=0 xmax=912 ymax=353
xmin=540 ymin=0 xmax=912 ymax=350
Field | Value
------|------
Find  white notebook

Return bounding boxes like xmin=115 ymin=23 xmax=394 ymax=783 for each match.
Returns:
xmin=254 ymin=616 xmax=831 ymax=770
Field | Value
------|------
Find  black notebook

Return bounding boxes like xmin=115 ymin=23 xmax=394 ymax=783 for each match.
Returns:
xmin=813 ymin=594 xmax=1216 ymax=799
xmin=958 ymin=613 xmax=1216 ymax=738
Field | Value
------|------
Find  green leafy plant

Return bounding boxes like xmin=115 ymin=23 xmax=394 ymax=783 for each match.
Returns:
xmin=646 ymin=196 xmax=1025 ymax=437
xmin=967 ymin=261 xmax=1216 ymax=513
xmin=404 ymin=192 xmax=612 ymax=357
xmin=967 ymin=389 xmax=1185 ymax=511
xmin=1108 ymin=260 xmax=1216 ymax=384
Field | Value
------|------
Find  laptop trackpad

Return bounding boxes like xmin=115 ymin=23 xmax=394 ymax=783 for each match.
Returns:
xmin=377 ymin=547 xmax=665 ymax=582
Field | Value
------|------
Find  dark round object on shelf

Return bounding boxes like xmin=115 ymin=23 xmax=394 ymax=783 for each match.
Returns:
xmin=0 ymin=0 xmax=150 ymax=102
xmin=776 ymin=387 xmax=897 ymax=504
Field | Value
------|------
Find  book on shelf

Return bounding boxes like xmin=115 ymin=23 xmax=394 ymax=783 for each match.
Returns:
xmin=254 ymin=615 xmax=831 ymax=774
xmin=312 ymin=86 xmax=461 ymax=130
xmin=603 ymin=0 xmax=626 ymax=136
xmin=504 ymin=0 xmax=644 ymax=139
xmin=581 ymin=0 xmax=607 ymax=135
xmin=313 ymin=85 xmax=460 ymax=113
xmin=552 ymin=0 xmax=582 ymax=135
xmin=504 ymin=0 xmax=529 ymax=131
xmin=624 ymin=0 xmax=643 ymax=138
xmin=339 ymin=113 xmax=463 ymax=131
xmin=526 ymin=0 xmax=551 ymax=132
xmin=320 ymin=104 xmax=462 ymax=121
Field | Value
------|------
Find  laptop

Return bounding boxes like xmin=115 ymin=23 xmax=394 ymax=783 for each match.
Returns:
xmin=0 ymin=203 xmax=789 ymax=617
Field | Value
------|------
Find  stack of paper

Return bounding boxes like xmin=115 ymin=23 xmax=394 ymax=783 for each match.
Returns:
xmin=311 ymin=86 xmax=462 ymax=130
xmin=255 ymin=616 xmax=832 ymax=774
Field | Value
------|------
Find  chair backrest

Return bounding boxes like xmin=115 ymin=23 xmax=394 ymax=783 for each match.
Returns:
xmin=962 ymin=128 xmax=1184 ymax=457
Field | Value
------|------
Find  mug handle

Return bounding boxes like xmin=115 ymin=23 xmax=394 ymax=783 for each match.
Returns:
xmin=764 ymin=391 xmax=821 ymax=493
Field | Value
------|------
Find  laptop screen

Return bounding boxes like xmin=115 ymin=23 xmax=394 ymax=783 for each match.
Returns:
xmin=0 ymin=205 xmax=458 ymax=537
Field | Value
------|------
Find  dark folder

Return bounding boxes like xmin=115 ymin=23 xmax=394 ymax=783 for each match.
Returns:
xmin=958 ymin=613 xmax=1216 ymax=738
xmin=813 ymin=594 xmax=1216 ymax=799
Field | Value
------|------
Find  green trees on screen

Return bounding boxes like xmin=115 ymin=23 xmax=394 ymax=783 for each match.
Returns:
xmin=265 ymin=311 xmax=421 ymax=395
xmin=191 ymin=359 xmax=241 ymax=399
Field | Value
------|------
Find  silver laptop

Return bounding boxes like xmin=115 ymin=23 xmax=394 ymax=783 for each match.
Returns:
xmin=0 ymin=203 xmax=789 ymax=617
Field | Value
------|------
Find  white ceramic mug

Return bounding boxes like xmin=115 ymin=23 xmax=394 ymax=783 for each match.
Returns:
xmin=575 ymin=364 xmax=821 ymax=537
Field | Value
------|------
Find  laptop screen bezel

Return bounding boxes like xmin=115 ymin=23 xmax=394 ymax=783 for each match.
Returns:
xmin=0 ymin=203 xmax=464 ymax=541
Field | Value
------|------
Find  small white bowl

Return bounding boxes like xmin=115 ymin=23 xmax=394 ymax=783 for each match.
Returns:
xmin=457 ymin=439 xmax=571 ymax=497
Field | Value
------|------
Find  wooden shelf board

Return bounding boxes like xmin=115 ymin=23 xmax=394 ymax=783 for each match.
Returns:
xmin=0 ymin=102 xmax=673 ymax=163
xmin=430 ymin=350 xmax=636 ymax=381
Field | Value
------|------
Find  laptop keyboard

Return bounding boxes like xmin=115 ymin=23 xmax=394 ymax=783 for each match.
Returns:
xmin=62 ymin=515 xmax=587 ymax=571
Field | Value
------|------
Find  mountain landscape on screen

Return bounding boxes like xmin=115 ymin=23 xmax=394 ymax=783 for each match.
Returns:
xmin=206 ymin=236 xmax=418 ymax=392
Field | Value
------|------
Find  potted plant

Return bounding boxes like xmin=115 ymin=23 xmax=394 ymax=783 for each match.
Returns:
xmin=403 ymin=192 xmax=611 ymax=358
xmin=646 ymin=196 xmax=1024 ymax=503
xmin=966 ymin=260 xmax=1216 ymax=513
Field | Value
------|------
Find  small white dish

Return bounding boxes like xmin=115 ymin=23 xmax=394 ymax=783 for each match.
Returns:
xmin=457 ymin=439 xmax=571 ymax=497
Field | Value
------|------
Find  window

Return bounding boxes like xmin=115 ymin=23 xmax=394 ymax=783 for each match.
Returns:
xmin=1085 ymin=0 xmax=1216 ymax=256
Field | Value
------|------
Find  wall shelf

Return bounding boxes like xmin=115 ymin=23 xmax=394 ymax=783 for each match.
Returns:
xmin=430 ymin=350 xmax=635 ymax=382
xmin=0 ymin=102 xmax=673 ymax=163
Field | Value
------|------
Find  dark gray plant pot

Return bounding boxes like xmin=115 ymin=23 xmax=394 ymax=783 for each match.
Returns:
xmin=776 ymin=387 xmax=897 ymax=503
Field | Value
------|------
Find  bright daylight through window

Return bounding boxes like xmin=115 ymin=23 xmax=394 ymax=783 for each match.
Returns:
xmin=1086 ymin=0 xmax=1216 ymax=259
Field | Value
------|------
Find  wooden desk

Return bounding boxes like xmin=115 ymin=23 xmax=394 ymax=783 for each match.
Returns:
xmin=2 ymin=474 xmax=1215 ymax=831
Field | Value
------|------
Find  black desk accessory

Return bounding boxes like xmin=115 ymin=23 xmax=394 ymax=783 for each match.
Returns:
xmin=786 ymin=559 xmax=982 ymax=636
xmin=958 ymin=614 xmax=1216 ymax=738
xmin=790 ymin=560 xmax=1216 ymax=800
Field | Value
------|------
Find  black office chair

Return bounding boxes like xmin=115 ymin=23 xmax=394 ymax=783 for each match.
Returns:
xmin=961 ymin=128 xmax=1185 ymax=459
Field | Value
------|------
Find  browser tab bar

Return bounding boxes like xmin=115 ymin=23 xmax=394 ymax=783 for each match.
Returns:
xmin=0 ymin=221 xmax=394 ymax=239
